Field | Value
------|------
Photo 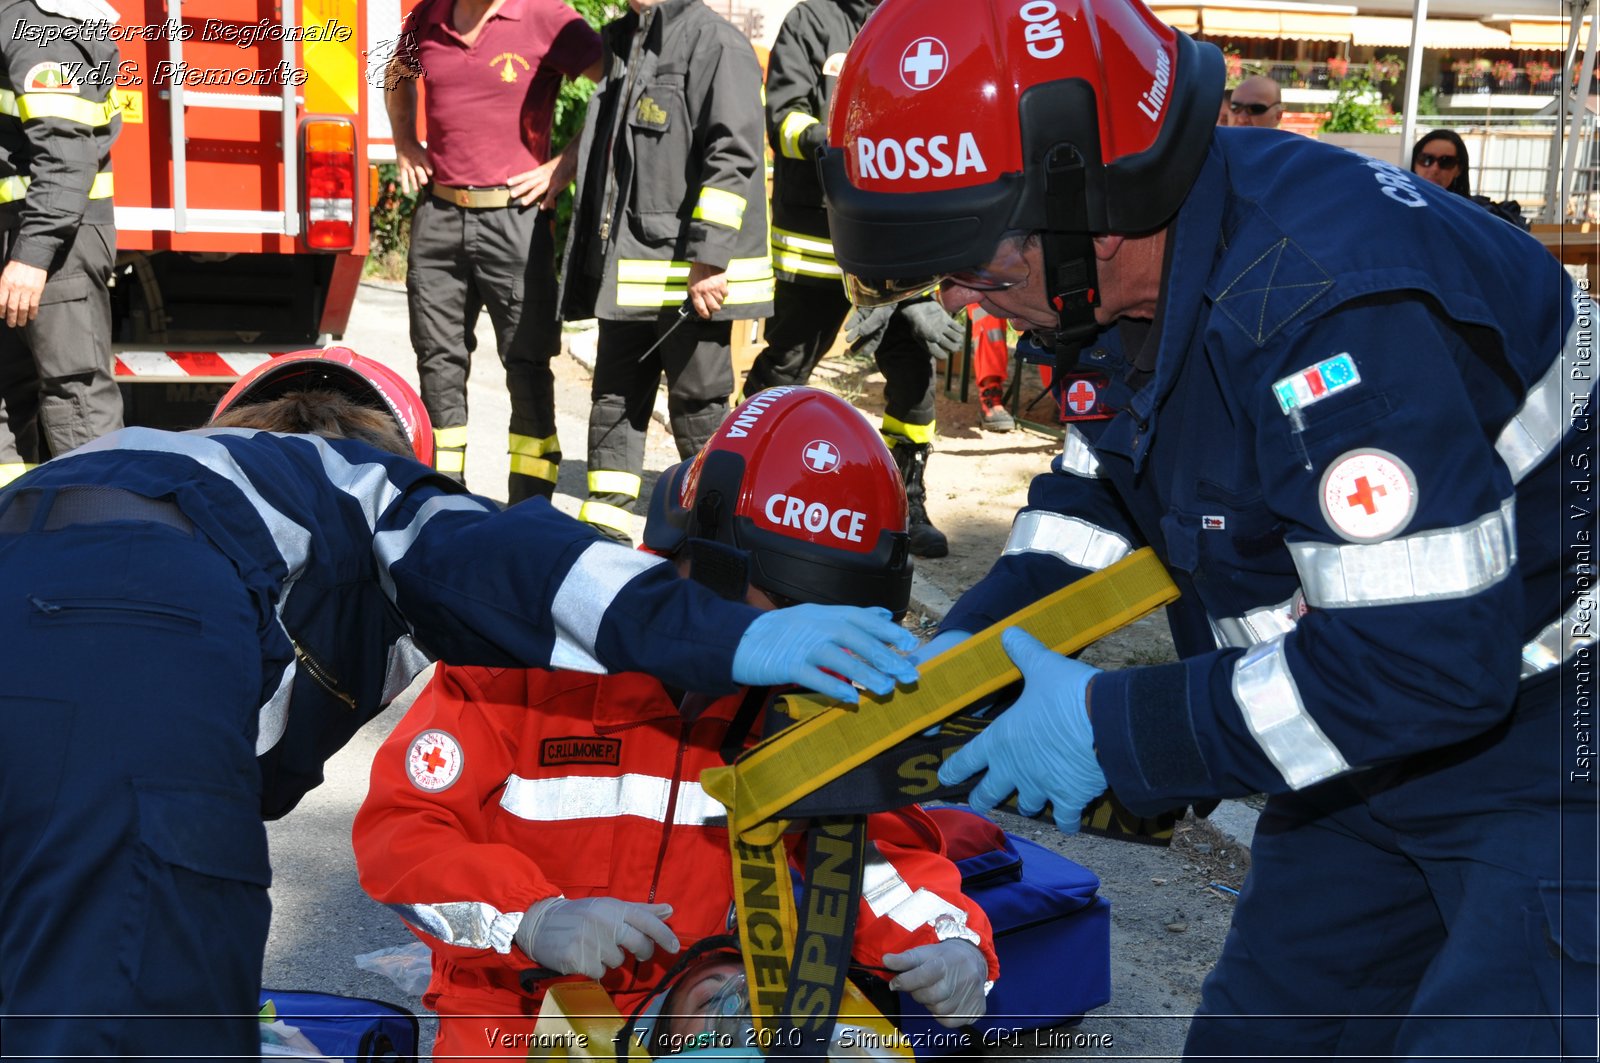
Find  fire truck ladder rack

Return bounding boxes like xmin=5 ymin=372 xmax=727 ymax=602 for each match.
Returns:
xmin=119 ymin=0 xmax=301 ymax=237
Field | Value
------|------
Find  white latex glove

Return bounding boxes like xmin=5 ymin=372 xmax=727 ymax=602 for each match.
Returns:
xmin=882 ymin=939 xmax=988 ymax=1028
xmin=512 ymin=896 xmax=679 ymax=980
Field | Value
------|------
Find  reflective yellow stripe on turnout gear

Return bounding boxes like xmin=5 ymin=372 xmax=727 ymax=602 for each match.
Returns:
xmin=15 ymin=92 xmax=117 ymax=126
xmin=509 ymin=433 xmax=560 ymax=484
xmin=691 ymin=187 xmax=747 ymax=230
xmin=881 ymin=415 xmax=935 ymax=446
xmin=0 ymin=462 xmax=34 ymax=488
xmin=0 ymin=171 xmax=114 ymax=205
xmin=778 ymin=111 xmax=819 ymax=160
xmin=587 ymin=470 xmax=641 ymax=499
xmin=616 ymin=257 xmax=775 ymax=308
xmin=771 ymin=226 xmax=840 ymax=279
xmin=579 ymin=499 xmax=634 ymax=535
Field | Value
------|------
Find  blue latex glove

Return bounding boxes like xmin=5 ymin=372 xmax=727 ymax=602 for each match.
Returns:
xmin=732 ymin=604 xmax=918 ymax=703
xmin=908 ymin=628 xmax=970 ymax=666
xmin=937 ymin=628 xmax=1106 ymax=833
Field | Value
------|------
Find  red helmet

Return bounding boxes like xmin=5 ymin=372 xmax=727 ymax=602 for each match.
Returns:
xmin=819 ymin=0 xmax=1223 ymax=315
xmin=212 ymin=347 xmax=434 ymax=466
xmin=642 ymin=387 xmax=912 ymax=615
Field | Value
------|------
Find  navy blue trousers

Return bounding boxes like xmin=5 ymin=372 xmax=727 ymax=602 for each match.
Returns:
xmin=1184 ymin=673 xmax=1597 ymax=1061
xmin=0 ymin=517 xmax=270 ymax=1059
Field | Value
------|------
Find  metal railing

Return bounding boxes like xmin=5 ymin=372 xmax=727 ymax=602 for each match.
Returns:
xmin=1415 ymin=113 xmax=1600 ymax=220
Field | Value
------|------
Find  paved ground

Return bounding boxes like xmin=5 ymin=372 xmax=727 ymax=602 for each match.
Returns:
xmin=261 ymin=284 xmax=1257 ymax=1060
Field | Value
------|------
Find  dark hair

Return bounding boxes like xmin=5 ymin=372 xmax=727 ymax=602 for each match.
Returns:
xmin=1411 ymin=129 xmax=1471 ymax=197
xmin=208 ymin=390 xmax=414 ymax=458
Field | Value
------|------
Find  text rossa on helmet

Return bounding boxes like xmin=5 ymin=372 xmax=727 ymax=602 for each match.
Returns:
xmin=212 ymin=346 xmax=434 ymax=466
xmin=642 ymin=386 xmax=912 ymax=616
xmin=819 ymin=0 xmax=1223 ymax=320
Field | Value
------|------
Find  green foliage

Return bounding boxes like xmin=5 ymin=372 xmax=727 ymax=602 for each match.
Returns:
xmin=551 ymin=0 xmax=625 ymax=252
xmin=1415 ymin=87 xmax=1441 ymax=117
xmin=365 ymin=163 xmax=419 ymax=280
xmin=1322 ymin=75 xmax=1388 ymax=134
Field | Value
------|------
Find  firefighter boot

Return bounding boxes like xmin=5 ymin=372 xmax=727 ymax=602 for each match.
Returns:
xmin=433 ymin=425 xmax=468 ymax=487
xmin=581 ymin=395 xmax=645 ymax=545
xmin=891 ymin=441 xmax=949 ymax=559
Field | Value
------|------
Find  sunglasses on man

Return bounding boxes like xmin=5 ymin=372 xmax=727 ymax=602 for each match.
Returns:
xmin=1229 ymin=101 xmax=1279 ymax=116
xmin=1417 ymin=152 xmax=1460 ymax=171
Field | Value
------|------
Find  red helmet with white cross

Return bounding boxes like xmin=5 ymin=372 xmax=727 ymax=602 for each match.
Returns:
xmin=819 ymin=0 xmax=1223 ymax=325
xmin=643 ymin=387 xmax=912 ymax=615
xmin=212 ymin=347 xmax=434 ymax=466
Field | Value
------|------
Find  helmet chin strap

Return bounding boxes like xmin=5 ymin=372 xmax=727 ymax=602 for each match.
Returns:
xmin=1039 ymin=144 xmax=1102 ymax=366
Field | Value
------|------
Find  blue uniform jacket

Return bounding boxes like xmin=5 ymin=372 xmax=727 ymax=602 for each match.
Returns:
xmin=13 ymin=427 xmax=759 ymax=817
xmin=946 ymin=129 xmax=1595 ymax=816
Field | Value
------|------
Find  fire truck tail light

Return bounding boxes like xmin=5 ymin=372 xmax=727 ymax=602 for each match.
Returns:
xmin=302 ymin=118 xmax=357 ymax=251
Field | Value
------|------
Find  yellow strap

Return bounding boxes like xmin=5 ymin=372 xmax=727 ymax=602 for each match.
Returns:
xmin=881 ymin=416 xmax=935 ymax=446
xmin=729 ymin=827 xmax=800 ymax=1038
xmin=587 ymin=470 xmax=641 ymax=499
xmin=510 ymin=454 xmax=558 ymax=483
xmin=691 ymin=187 xmax=748 ymax=230
xmin=778 ymin=111 xmax=819 ymax=160
xmin=433 ymin=425 xmax=469 ymax=449
xmin=701 ymin=548 xmax=1180 ymax=843
xmin=508 ymin=432 xmax=560 ymax=457
xmin=17 ymin=92 xmax=116 ymax=126
xmin=579 ymin=499 xmax=634 ymax=534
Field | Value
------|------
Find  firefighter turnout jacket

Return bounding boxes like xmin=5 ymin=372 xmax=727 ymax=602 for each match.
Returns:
xmin=765 ymin=0 xmax=876 ymax=286
xmin=558 ymin=0 xmax=773 ymax=322
xmin=354 ymin=666 xmax=1000 ymax=1037
xmin=12 ymin=428 xmax=769 ymax=818
xmin=0 ymin=0 xmax=118 ymax=268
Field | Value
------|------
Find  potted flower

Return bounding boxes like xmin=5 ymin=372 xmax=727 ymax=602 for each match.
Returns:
xmin=1490 ymin=59 xmax=1517 ymax=87
xmin=1327 ymin=56 xmax=1349 ymax=80
xmin=1225 ymin=51 xmax=1244 ymax=81
xmin=1526 ymin=59 xmax=1555 ymax=88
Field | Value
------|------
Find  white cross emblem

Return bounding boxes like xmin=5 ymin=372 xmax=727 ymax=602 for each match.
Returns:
xmin=899 ymin=38 xmax=948 ymax=90
xmin=803 ymin=440 xmax=840 ymax=473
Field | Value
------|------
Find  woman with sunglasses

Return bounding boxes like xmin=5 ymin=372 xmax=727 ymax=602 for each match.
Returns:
xmin=1410 ymin=129 xmax=1472 ymax=195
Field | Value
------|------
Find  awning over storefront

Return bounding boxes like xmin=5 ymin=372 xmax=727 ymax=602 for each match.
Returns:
xmin=1148 ymin=0 xmax=1357 ymax=40
xmin=1492 ymin=16 xmax=1591 ymax=50
xmin=1349 ymin=14 xmax=1513 ymax=47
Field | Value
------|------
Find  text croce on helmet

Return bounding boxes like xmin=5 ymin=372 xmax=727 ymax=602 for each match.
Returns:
xmin=212 ymin=346 xmax=434 ymax=466
xmin=642 ymin=386 xmax=912 ymax=616
xmin=819 ymin=0 xmax=1223 ymax=346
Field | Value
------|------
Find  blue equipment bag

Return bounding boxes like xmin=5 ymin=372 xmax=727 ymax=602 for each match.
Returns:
xmin=894 ymin=806 xmax=1111 ymax=1056
xmin=259 ymin=988 xmax=419 ymax=1062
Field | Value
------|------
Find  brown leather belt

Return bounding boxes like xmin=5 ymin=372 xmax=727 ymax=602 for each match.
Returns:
xmin=431 ymin=184 xmax=512 ymax=209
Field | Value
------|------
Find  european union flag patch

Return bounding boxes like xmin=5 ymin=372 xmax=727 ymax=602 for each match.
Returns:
xmin=1273 ymin=353 xmax=1361 ymax=414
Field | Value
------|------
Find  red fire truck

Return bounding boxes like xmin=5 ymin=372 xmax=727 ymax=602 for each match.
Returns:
xmin=106 ymin=0 xmax=403 ymax=426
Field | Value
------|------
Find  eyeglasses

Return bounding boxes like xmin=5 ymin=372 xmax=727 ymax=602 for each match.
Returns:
xmin=844 ymin=232 xmax=1034 ymax=308
xmin=1417 ymin=152 xmax=1460 ymax=171
xmin=1229 ymin=101 xmax=1279 ymax=116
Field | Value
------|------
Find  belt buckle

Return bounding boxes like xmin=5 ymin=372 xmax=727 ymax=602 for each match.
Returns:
xmin=453 ymin=187 xmax=472 ymax=208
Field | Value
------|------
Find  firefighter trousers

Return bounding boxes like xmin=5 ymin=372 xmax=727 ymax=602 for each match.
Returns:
xmin=581 ymin=312 xmax=733 ymax=540
xmin=0 ymin=220 xmax=122 ymax=484
xmin=741 ymin=279 xmax=851 ymax=398
xmin=0 ymin=510 xmax=269 ymax=1059
xmin=406 ymin=195 xmax=561 ymax=502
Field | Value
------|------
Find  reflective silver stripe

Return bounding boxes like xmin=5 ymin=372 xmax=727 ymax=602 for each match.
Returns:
xmin=1059 ymin=425 xmax=1102 ymax=479
xmin=371 ymin=494 xmax=492 ymax=601
xmin=1002 ymin=509 xmax=1132 ymax=571
xmin=1496 ymin=290 xmax=1596 ymax=483
xmin=1291 ymin=498 xmax=1516 ymax=608
xmin=1522 ymin=588 xmax=1598 ymax=679
xmin=380 ymin=634 xmax=434 ymax=706
xmin=499 ymin=773 xmax=725 ymax=826
xmin=546 ymin=543 xmax=669 ymax=673
xmin=861 ymin=843 xmax=978 ymax=944
xmin=1209 ymin=591 xmax=1304 ymax=649
xmin=393 ymin=900 xmax=522 ymax=953
xmin=1232 ymin=635 xmax=1351 ymax=789
xmin=77 ymin=428 xmax=318 ymax=754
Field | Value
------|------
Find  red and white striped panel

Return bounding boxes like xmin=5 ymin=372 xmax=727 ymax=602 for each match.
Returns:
xmin=114 ymin=351 xmax=274 ymax=382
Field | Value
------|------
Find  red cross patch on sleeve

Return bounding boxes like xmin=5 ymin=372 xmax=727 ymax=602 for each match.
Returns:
xmin=1056 ymin=371 xmax=1115 ymax=423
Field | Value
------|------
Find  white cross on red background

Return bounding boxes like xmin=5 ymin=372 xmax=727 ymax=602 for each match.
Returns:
xmin=901 ymin=39 xmax=947 ymax=89
xmin=804 ymin=440 xmax=839 ymax=472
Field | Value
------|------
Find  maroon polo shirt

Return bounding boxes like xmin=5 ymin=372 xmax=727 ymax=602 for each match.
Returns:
xmin=403 ymin=0 xmax=601 ymax=187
